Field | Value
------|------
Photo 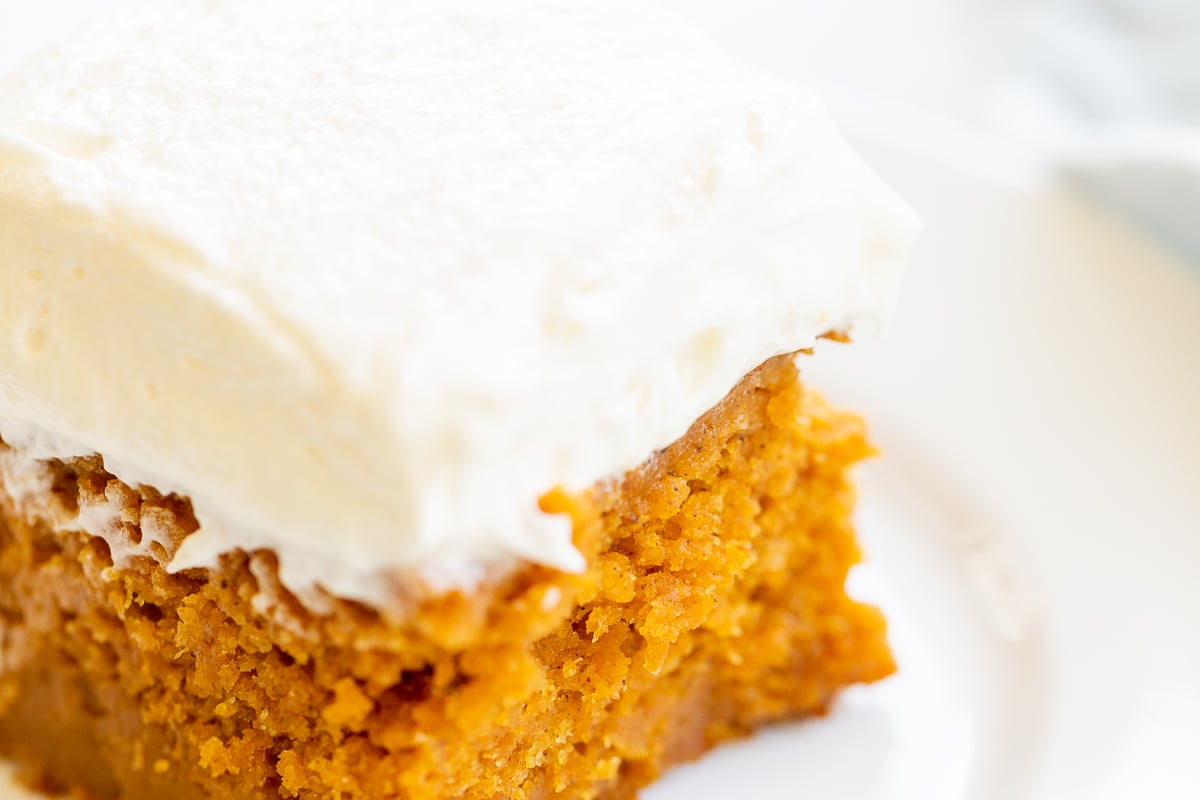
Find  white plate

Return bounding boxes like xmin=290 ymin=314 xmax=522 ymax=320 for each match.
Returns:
xmin=5 ymin=4 xmax=1200 ymax=800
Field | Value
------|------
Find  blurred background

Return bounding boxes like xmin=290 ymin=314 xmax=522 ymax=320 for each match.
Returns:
xmin=665 ymin=0 xmax=1200 ymax=268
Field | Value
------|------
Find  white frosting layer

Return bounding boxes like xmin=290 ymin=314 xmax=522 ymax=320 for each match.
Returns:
xmin=0 ymin=0 xmax=918 ymax=604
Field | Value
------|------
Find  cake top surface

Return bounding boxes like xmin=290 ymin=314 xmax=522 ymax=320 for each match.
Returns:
xmin=0 ymin=0 xmax=918 ymax=604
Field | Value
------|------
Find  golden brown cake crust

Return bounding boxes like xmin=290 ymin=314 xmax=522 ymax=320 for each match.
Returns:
xmin=0 ymin=355 xmax=893 ymax=799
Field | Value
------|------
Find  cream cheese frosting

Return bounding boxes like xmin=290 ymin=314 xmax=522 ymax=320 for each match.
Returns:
xmin=0 ymin=0 xmax=919 ymax=605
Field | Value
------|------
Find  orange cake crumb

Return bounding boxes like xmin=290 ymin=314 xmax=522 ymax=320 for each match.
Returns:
xmin=0 ymin=354 xmax=892 ymax=798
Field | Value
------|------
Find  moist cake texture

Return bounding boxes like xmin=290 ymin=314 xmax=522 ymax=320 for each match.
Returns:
xmin=0 ymin=356 xmax=892 ymax=799
xmin=0 ymin=0 xmax=918 ymax=603
xmin=0 ymin=0 xmax=917 ymax=796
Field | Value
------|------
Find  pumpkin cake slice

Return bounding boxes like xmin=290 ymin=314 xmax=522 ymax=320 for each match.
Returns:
xmin=0 ymin=1 xmax=919 ymax=797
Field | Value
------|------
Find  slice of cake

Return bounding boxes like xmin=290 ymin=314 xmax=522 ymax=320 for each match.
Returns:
xmin=0 ymin=1 xmax=919 ymax=797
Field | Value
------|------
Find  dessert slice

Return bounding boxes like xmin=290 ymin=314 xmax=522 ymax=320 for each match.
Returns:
xmin=0 ymin=1 xmax=918 ymax=798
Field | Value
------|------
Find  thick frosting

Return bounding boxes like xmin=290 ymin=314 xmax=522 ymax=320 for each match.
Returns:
xmin=0 ymin=0 xmax=919 ymax=605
